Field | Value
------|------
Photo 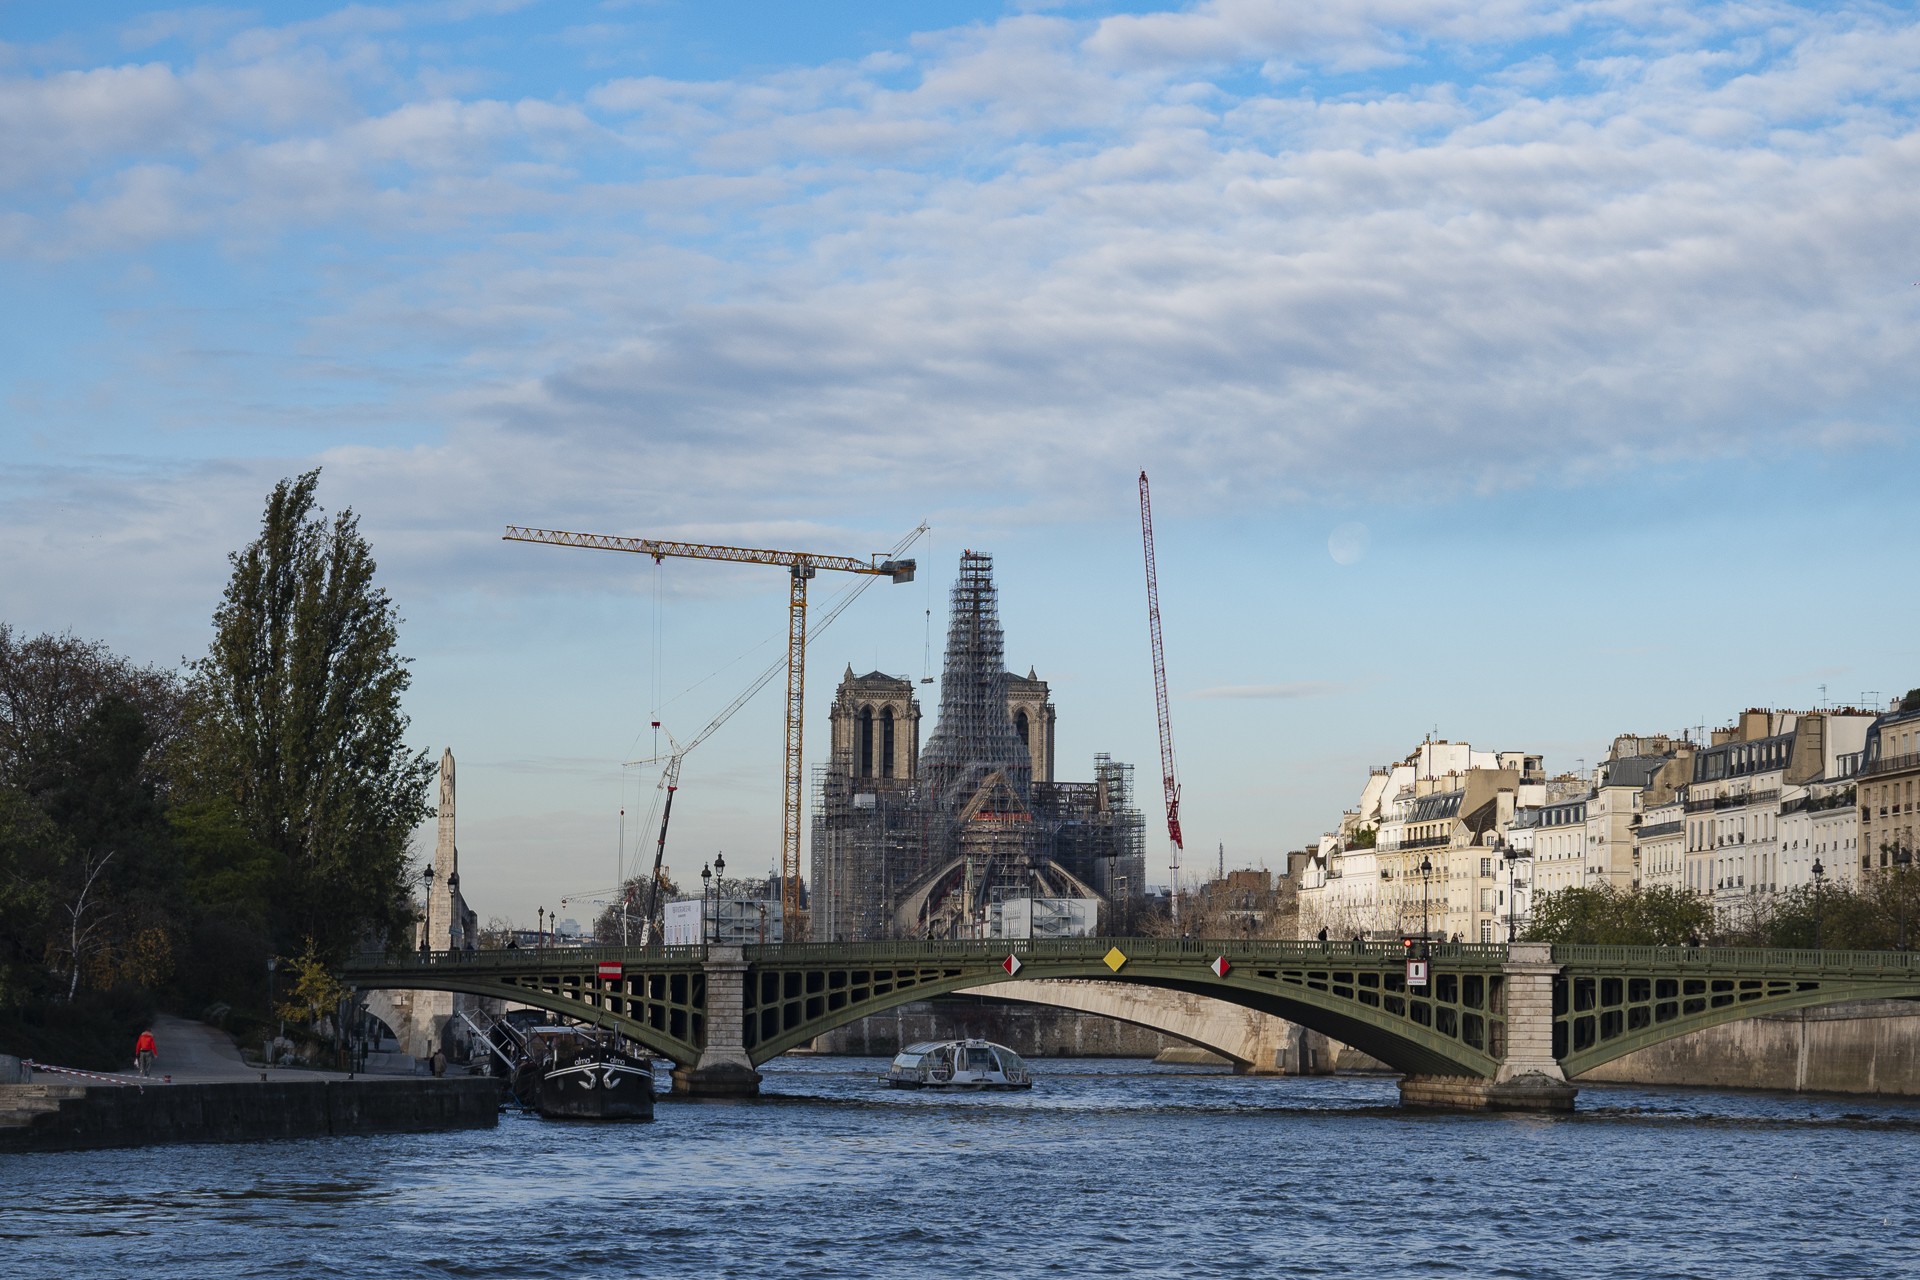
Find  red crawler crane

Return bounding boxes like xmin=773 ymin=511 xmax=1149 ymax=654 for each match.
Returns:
xmin=1138 ymin=471 xmax=1184 ymax=925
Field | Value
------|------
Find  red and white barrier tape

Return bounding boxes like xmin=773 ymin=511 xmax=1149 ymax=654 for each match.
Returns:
xmin=22 ymin=1059 xmax=154 ymax=1090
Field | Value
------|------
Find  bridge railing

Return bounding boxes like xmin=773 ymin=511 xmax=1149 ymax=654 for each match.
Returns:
xmin=1553 ymin=944 xmax=1920 ymax=974
xmin=342 ymin=944 xmax=710 ymax=970
xmin=742 ymin=937 xmax=1511 ymax=966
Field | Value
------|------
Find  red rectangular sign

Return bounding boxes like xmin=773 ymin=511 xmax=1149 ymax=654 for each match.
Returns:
xmin=596 ymin=962 xmax=623 ymax=980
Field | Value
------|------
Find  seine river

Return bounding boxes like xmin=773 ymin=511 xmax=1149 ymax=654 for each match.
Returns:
xmin=8 ymin=1059 xmax=1919 ymax=1279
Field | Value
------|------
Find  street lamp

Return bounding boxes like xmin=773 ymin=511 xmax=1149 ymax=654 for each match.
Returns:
xmin=537 ymin=905 xmax=545 ymax=951
xmin=1419 ymin=855 xmax=1433 ymax=948
xmin=421 ymin=865 xmax=435 ymax=958
xmin=701 ymin=862 xmax=714 ymax=945
xmin=1811 ymin=858 xmax=1825 ymax=950
xmin=1499 ymin=839 xmax=1529 ymax=945
xmin=1892 ymin=843 xmax=1914 ymax=950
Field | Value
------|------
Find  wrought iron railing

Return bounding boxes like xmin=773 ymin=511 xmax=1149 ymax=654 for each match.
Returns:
xmin=345 ymin=943 xmax=710 ymax=969
xmin=1860 ymin=751 xmax=1920 ymax=779
xmin=1553 ymin=944 xmax=1920 ymax=972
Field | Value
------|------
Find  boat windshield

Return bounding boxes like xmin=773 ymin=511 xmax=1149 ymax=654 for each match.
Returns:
xmin=892 ymin=1053 xmax=923 ymax=1069
xmin=962 ymin=1046 xmax=997 ymax=1072
xmin=995 ymin=1048 xmax=1025 ymax=1072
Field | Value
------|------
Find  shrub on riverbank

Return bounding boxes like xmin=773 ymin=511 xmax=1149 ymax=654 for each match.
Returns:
xmin=0 ymin=986 xmax=157 ymax=1072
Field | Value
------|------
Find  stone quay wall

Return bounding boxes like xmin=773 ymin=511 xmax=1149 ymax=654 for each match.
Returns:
xmin=809 ymin=994 xmax=1920 ymax=1097
xmin=1575 ymin=999 xmax=1920 ymax=1096
xmin=0 ymin=1076 xmax=502 ymax=1153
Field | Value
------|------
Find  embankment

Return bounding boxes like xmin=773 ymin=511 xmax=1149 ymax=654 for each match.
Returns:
xmin=1574 ymin=999 xmax=1920 ymax=1096
xmin=808 ymin=995 xmax=1920 ymax=1096
xmin=0 ymin=1075 xmax=501 ymax=1153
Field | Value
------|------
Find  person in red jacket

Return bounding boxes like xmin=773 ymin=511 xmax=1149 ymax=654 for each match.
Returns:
xmin=134 ymin=1029 xmax=157 ymax=1078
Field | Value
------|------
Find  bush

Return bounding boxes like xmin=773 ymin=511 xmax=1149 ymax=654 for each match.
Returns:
xmin=0 ymin=986 xmax=157 ymax=1072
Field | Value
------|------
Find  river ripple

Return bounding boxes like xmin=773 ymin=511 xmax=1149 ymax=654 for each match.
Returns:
xmin=5 ymin=1059 xmax=1918 ymax=1279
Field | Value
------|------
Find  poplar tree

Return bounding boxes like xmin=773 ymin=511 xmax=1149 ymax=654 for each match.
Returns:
xmin=188 ymin=471 xmax=433 ymax=959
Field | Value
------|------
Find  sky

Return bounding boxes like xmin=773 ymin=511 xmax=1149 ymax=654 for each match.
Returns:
xmin=3 ymin=0 xmax=1919 ymax=928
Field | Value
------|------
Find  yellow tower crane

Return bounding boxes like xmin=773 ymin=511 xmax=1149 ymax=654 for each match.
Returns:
xmin=503 ymin=525 xmax=917 ymax=938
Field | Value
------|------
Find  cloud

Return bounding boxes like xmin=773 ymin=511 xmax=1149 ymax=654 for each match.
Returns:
xmin=4 ymin=0 xmax=1920 ymax=587
xmin=1187 ymin=681 xmax=1345 ymax=700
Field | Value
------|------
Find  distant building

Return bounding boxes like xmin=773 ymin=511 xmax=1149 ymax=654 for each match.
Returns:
xmin=1858 ymin=693 xmax=1920 ymax=879
xmin=809 ymin=552 xmax=1146 ymax=941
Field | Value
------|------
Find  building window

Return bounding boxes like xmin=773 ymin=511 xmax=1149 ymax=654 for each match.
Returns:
xmin=881 ymin=706 xmax=896 ymax=779
xmin=857 ymin=706 xmax=874 ymax=778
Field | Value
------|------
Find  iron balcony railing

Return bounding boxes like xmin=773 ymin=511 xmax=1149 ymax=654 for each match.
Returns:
xmin=1635 ymin=821 xmax=1683 ymax=839
xmin=1860 ymin=750 xmax=1920 ymax=779
xmin=1684 ymin=789 xmax=1781 ymax=814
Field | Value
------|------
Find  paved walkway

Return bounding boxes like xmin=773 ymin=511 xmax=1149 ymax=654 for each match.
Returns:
xmin=135 ymin=1015 xmax=339 ymax=1083
xmin=25 ymin=1016 xmax=431 ymax=1087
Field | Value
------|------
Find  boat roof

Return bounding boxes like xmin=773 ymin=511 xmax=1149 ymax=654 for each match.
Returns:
xmin=901 ymin=1038 xmax=1008 ymax=1054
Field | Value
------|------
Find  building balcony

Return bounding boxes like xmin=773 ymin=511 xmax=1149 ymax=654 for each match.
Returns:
xmin=1684 ymin=789 xmax=1780 ymax=814
xmin=1636 ymin=821 xmax=1683 ymax=840
xmin=1860 ymin=751 xmax=1920 ymax=779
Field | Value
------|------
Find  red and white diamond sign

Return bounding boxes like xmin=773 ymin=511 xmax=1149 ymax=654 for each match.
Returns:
xmin=1210 ymin=956 xmax=1231 ymax=978
xmin=1003 ymin=954 xmax=1022 ymax=976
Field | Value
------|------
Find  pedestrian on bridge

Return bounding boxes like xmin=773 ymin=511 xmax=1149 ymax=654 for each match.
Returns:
xmin=134 ymin=1029 xmax=157 ymax=1078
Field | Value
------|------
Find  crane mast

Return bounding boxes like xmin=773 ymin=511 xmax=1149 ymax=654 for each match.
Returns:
xmin=1138 ymin=472 xmax=1184 ymax=925
xmin=504 ymin=524 xmax=915 ymax=938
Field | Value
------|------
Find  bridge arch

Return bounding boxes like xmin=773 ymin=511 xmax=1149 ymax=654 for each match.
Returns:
xmin=950 ymin=978 xmax=1300 ymax=1071
xmin=346 ymin=970 xmax=707 ymax=1067
xmin=739 ymin=946 xmax=1504 ymax=1078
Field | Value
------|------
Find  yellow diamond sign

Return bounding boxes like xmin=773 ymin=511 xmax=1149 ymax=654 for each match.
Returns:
xmin=1103 ymin=947 xmax=1128 ymax=972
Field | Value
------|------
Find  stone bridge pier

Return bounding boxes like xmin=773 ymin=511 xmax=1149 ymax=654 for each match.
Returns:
xmin=671 ymin=947 xmax=763 ymax=1097
xmin=1398 ymin=942 xmax=1576 ymax=1111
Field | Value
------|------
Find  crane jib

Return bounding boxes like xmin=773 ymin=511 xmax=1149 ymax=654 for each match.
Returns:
xmin=503 ymin=526 xmax=912 ymax=580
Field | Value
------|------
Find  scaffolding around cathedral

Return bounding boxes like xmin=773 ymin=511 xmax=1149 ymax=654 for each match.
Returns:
xmin=809 ymin=551 xmax=1147 ymax=941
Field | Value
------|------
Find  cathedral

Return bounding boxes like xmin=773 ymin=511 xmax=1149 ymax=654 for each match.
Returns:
xmin=809 ymin=551 xmax=1145 ymax=941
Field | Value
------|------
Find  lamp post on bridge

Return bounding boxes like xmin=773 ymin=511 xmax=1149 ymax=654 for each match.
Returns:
xmin=1811 ymin=858 xmax=1825 ymax=950
xmin=420 ymin=865 xmax=434 ymax=959
xmin=701 ymin=861 xmax=714 ymax=945
xmin=1419 ymin=855 xmax=1433 ymax=949
xmin=1500 ymin=839 xmax=1530 ymax=944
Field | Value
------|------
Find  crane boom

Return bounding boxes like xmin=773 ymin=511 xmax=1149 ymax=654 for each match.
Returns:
xmin=505 ymin=524 xmax=916 ymax=939
xmin=1139 ymin=472 xmax=1184 ymax=925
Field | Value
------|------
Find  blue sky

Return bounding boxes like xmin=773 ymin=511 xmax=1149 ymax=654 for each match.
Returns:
xmin=4 ymin=1 xmax=1919 ymax=925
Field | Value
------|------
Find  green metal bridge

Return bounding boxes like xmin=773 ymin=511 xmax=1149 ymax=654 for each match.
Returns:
xmin=341 ymin=938 xmax=1920 ymax=1108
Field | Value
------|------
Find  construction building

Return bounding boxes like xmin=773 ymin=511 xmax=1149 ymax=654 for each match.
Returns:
xmin=810 ymin=551 xmax=1146 ymax=941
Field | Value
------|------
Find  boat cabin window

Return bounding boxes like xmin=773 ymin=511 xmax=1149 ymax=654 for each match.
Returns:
xmin=893 ymin=1053 xmax=923 ymax=1069
xmin=996 ymin=1048 xmax=1025 ymax=1072
xmin=962 ymin=1046 xmax=997 ymax=1071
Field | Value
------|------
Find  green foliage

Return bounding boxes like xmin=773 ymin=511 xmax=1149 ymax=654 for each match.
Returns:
xmin=0 ymin=986 xmax=156 ymax=1072
xmin=0 ymin=627 xmax=185 ymax=1005
xmin=1727 ymin=871 xmax=1920 ymax=950
xmin=1521 ymin=883 xmax=1714 ymax=946
xmin=183 ymin=471 xmax=434 ymax=961
xmin=274 ymin=938 xmax=348 ymax=1037
xmin=0 ymin=786 xmax=69 ymax=1004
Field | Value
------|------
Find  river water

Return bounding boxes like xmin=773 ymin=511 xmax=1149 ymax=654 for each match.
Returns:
xmin=7 ymin=1059 xmax=1919 ymax=1279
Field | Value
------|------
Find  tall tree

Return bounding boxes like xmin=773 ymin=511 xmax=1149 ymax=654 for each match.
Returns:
xmin=187 ymin=471 xmax=433 ymax=959
xmin=0 ymin=627 xmax=184 ymax=1001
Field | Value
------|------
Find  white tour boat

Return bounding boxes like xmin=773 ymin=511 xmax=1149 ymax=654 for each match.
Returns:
xmin=883 ymin=1038 xmax=1034 ymax=1090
